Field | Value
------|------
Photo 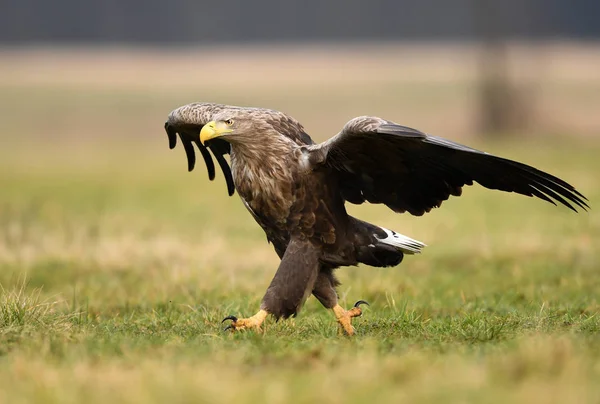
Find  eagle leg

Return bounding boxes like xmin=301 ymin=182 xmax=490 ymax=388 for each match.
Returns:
xmin=332 ymin=300 xmax=369 ymax=336
xmin=222 ymin=309 xmax=268 ymax=332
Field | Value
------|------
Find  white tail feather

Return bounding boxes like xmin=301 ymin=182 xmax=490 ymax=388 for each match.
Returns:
xmin=374 ymin=227 xmax=426 ymax=255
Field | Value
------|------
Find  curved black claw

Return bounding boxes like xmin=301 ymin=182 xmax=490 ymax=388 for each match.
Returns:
xmin=222 ymin=315 xmax=238 ymax=323
xmin=222 ymin=315 xmax=238 ymax=332
xmin=354 ymin=300 xmax=370 ymax=308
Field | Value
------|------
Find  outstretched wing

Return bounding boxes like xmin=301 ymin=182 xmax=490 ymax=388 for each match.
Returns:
xmin=164 ymin=102 xmax=235 ymax=195
xmin=308 ymin=116 xmax=588 ymax=216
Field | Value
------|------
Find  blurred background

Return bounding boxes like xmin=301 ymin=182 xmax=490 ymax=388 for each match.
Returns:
xmin=2 ymin=0 xmax=600 ymax=143
xmin=0 ymin=0 xmax=597 ymax=294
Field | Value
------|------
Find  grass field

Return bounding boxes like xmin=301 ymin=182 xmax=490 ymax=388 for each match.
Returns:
xmin=0 ymin=45 xmax=599 ymax=403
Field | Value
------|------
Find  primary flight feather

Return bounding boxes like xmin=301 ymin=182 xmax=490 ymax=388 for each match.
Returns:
xmin=164 ymin=102 xmax=588 ymax=335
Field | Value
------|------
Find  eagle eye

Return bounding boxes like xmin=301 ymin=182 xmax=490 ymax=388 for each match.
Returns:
xmin=224 ymin=119 xmax=234 ymax=126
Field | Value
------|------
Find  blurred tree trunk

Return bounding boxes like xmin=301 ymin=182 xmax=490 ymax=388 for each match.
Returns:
xmin=474 ymin=0 xmax=532 ymax=136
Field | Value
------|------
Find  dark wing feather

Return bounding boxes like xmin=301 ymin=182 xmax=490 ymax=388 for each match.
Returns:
xmin=165 ymin=121 xmax=178 ymax=149
xmin=209 ymin=139 xmax=235 ymax=196
xmin=164 ymin=103 xmax=235 ymax=196
xmin=308 ymin=116 xmax=588 ymax=216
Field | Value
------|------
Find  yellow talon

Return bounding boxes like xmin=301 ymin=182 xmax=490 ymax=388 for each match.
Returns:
xmin=332 ymin=301 xmax=369 ymax=336
xmin=222 ymin=309 xmax=268 ymax=332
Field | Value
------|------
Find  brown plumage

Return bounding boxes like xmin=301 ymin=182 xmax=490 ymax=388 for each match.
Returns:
xmin=164 ymin=102 xmax=588 ymax=335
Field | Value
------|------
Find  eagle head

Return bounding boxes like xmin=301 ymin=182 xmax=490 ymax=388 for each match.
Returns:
xmin=200 ymin=110 xmax=267 ymax=146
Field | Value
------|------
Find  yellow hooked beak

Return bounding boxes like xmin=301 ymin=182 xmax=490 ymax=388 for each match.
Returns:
xmin=200 ymin=121 xmax=233 ymax=145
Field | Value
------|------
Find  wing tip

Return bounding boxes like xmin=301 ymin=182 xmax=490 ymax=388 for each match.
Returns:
xmin=164 ymin=122 xmax=177 ymax=150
